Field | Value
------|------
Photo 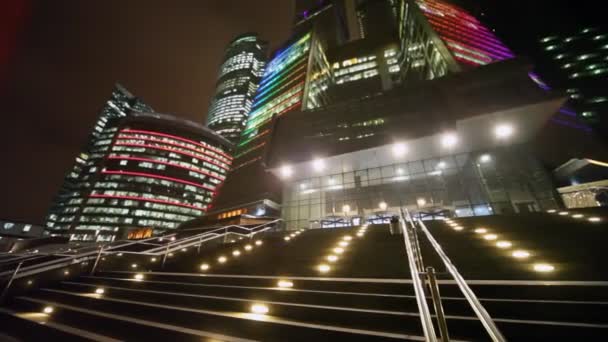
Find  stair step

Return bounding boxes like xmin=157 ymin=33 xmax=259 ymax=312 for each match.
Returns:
xmin=13 ymin=289 xmax=423 ymax=341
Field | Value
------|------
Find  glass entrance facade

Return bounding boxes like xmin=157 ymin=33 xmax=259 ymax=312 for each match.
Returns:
xmin=282 ymin=145 xmax=559 ymax=229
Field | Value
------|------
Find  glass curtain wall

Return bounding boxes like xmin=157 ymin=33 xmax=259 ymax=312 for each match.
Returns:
xmin=282 ymin=145 xmax=558 ymax=229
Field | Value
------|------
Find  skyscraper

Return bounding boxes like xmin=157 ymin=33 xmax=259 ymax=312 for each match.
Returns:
xmin=206 ymin=34 xmax=268 ymax=143
xmin=47 ymin=85 xmax=232 ymax=242
xmin=536 ymin=27 xmax=608 ymax=139
xmin=212 ymin=25 xmax=333 ymax=210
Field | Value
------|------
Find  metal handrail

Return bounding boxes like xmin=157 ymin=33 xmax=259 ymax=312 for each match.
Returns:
xmin=399 ymin=209 xmax=437 ymax=342
xmin=0 ymin=219 xmax=282 ymax=280
xmin=0 ymin=232 xmax=178 ymax=278
xmin=141 ymin=219 xmax=282 ymax=255
xmin=416 ymin=217 xmax=506 ymax=342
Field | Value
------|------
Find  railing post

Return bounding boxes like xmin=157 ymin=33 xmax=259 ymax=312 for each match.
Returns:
xmin=412 ymin=223 xmax=425 ymax=274
xmin=161 ymin=243 xmax=170 ymax=269
xmin=427 ymin=267 xmax=450 ymax=342
xmin=89 ymin=246 xmax=104 ymax=276
xmin=399 ymin=209 xmax=438 ymax=342
xmin=0 ymin=261 xmax=23 ymax=304
xmin=197 ymin=235 xmax=202 ymax=254
xmin=417 ymin=218 xmax=506 ymax=342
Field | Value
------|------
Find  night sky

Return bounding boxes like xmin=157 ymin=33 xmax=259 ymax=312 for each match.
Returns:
xmin=0 ymin=0 xmax=603 ymax=223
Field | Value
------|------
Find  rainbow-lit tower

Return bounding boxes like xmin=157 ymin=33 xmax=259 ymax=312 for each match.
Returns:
xmin=212 ymin=28 xmax=332 ymax=209
xmin=396 ymin=0 xmax=514 ymax=80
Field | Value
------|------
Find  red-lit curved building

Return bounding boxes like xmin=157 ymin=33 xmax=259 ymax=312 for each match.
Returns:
xmin=46 ymin=86 xmax=233 ymax=241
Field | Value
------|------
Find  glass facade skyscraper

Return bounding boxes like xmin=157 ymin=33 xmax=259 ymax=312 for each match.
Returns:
xmin=47 ymin=86 xmax=232 ymax=242
xmin=212 ymin=28 xmax=332 ymax=209
xmin=206 ymin=34 xmax=268 ymax=143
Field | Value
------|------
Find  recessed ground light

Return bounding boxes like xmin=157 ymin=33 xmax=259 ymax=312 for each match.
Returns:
xmin=233 ymin=250 xmax=241 ymax=257
xmin=131 ymin=264 xmax=138 ymax=268
xmin=200 ymin=263 xmax=210 ymax=271
xmin=589 ymin=217 xmax=602 ymax=222
xmin=327 ymin=255 xmax=338 ymax=262
xmin=547 ymin=209 xmax=557 ymax=213
xmin=284 ymin=236 xmax=291 ymax=241
xmin=95 ymin=288 xmax=105 ymax=295
xmin=150 ymin=257 xmax=157 ymax=262
xmin=533 ymin=263 xmax=555 ymax=272
xmin=43 ymin=306 xmax=54 ymax=314
xmin=277 ymin=280 xmax=293 ymax=288
xmin=572 ymin=214 xmax=584 ymax=219
xmin=496 ymin=241 xmax=512 ymax=248
xmin=483 ymin=234 xmax=498 ymax=240
xmin=318 ymin=264 xmax=331 ymax=273
xmin=343 ymin=236 xmax=352 ymax=241
xmin=244 ymin=245 xmax=253 ymax=251
xmin=474 ymin=228 xmax=487 ymax=234
xmin=134 ymin=273 xmax=144 ymax=281
xmin=218 ymin=256 xmax=227 ymax=263
xmin=333 ymin=247 xmax=344 ymax=254
xmin=250 ymin=303 xmax=269 ymax=315
xmin=255 ymin=240 xmax=263 ymax=246
xmin=168 ymin=253 xmax=174 ymax=257
xmin=453 ymin=226 xmax=464 ymax=231
xmin=117 ymin=253 xmax=123 ymax=256
xmin=63 ymin=270 xmax=69 ymax=275
xmin=559 ymin=211 xmax=569 ymax=216
xmin=512 ymin=250 xmax=530 ymax=259
xmin=338 ymin=241 xmax=349 ymax=247
xmin=181 ymin=248 xmax=187 ymax=252
xmin=27 ymin=280 xmax=33 ymax=285
xmin=357 ymin=233 xmax=364 ymax=237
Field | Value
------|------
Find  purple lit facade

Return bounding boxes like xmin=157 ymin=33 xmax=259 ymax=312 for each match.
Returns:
xmin=415 ymin=0 xmax=514 ymax=67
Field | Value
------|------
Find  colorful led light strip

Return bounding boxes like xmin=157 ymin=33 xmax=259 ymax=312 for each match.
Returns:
xmin=121 ymin=129 xmax=232 ymax=160
xmin=259 ymin=33 xmax=311 ymax=85
xmin=246 ymin=85 xmax=304 ymax=131
xmin=89 ymin=194 xmax=207 ymax=211
xmin=102 ymin=170 xmax=217 ymax=192
xmin=254 ymin=63 xmax=307 ymax=103
xmin=416 ymin=0 xmax=514 ymax=66
xmin=237 ymin=129 xmax=270 ymax=147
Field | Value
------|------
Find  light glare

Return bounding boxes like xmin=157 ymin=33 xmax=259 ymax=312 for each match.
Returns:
xmin=280 ymin=165 xmax=293 ymax=178
xmin=392 ymin=143 xmax=408 ymax=157
xmin=250 ymin=303 xmax=269 ymax=314
xmin=495 ymin=123 xmax=514 ymax=139
xmin=440 ymin=132 xmax=458 ymax=148
xmin=277 ymin=280 xmax=293 ymax=288
xmin=312 ymin=158 xmax=325 ymax=171
xmin=484 ymin=234 xmax=498 ymax=240
xmin=512 ymin=250 xmax=530 ymax=259
xmin=379 ymin=201 xmax=388 ymax=211
xmin=533 ymin=263 xmax=555 ymax=272
xmin=318 ymin=264 xmax=331 ymax=273
xmin=496 ymin=241 xmax=512 ymax=248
